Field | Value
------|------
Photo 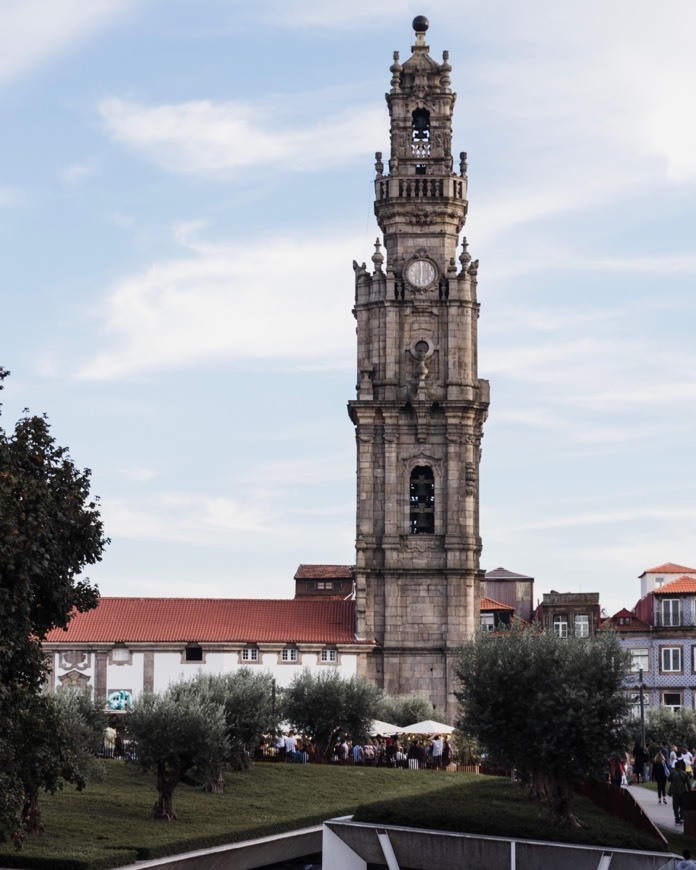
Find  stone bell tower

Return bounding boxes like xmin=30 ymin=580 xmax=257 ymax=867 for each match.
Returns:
xmin=348 ymin=16 xmax=489 ymax=722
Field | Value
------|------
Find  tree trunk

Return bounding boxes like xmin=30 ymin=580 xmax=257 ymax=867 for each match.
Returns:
xmin=22 ymin=789 xmax=43 ymax=833
xmin=204 ymin=768 xmax=225 ymax=793
xmin=153 ymin=763 xmax=179 ymax=820
xmin=548 ymin=774 xmax=582 ymax=827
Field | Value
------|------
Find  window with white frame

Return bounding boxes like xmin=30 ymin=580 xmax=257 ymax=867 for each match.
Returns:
xmin=480 ymin=613 xmax=495 ymax=632
xmin=242 ymin=648 xmax=259 ymax=662
xmin=111 ymin=646 xmax=130 ymax=663
xmin=553 ymin=615 xmax=568 ymax=638
xmin=661 ymin=598 xmax=681 ymax=627
xmin=281 ymin=648 xmax=298 ymax=662
xmin=574 ymin=614 xmax=589 ymax=638
xmin=629 ymin=648 xmax=649 ymax=673
xmin=662 ymin=691 xmax=682 ymax=712
xmin=661 ymin=646 xmax=682 ymax=673
xmin=320 ymin=649 xmax=337 ymax=663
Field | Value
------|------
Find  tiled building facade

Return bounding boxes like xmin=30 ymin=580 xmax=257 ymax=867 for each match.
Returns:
xmin=603 ymin=562 xmax=696 ymax=716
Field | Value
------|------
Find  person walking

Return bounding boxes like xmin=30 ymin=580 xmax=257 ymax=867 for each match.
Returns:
xmin=669 ymin=759 xmax=692 ymax=824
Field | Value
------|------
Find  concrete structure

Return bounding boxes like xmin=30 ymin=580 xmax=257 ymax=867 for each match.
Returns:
xmin=348 ymin=15 xmax=489 ymax=721
xmin=321 ymin=817 xmax=673 ymax=869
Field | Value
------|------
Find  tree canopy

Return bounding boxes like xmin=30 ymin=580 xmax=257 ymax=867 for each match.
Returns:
xmin=377 ymin=693 xmax=436 ymax=728
xmin=283 ymin=669 xmax=383 ymax=760
xmin=456 ymin=624 xmax=630 ymax=825
xmin=0 ymin=369 xmax=107 ymax=843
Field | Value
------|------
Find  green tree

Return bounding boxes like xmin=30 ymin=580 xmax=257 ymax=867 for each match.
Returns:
xmin=169 ymin=671 xmax=280 ymax=791
xmin=283 ymin=669 xmax=383 ymax=760
xmin=10 ymin=687 xmax=106 ymax=834
xmin=127 ymin=688 xmax=229 ymax=819
xmin=637 ymin=708 xmax=696 ymax=750
xmin=377 ymin=693 xmax=436 ymax=727
xmin=0 ymin=369 xmax=106 ymax=842
xmin=455 ymin=625 xmax=630 ymax=826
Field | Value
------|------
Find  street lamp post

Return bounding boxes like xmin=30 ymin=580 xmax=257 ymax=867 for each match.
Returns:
xmin=639 ymin=667 xmax=646 ymax=751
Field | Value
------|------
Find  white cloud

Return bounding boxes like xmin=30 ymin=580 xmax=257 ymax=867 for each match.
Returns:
xmin=99 ymin=97 xmax=385 ymax=176
xmin=0 ymin=0 xmax=135 ymax=87
xmin=59 ymin=160 xmax=99 ymax=185
xmin=75 ymin=229 xmax=359 ymax=379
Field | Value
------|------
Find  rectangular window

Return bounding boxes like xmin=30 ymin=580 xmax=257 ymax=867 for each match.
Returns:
xmin=185 ymin=646 xmax=203 ymax=662
xmin=553 ymin=615 xmax=568 ymax=638
xmin=281 ymin=648 xmax=298 ymax=662
xmin=480 ymin=614 xmax=495 ymax=632
xmin=574 ymin=615 xmax=589 ymax=638
xmin=111 ymin=646 xmax=129 ymax=663
xmin=661 ymin=647 xmax=682 ymax=673
xmin=242 ymin=648 xmax=259 ymax=662
xmin=629 ymin=648 xmax=649 ymax=673
xmin=661 ymin=598 xmax=681 ymax=627
xmin=663 ymin=691 xmax=682 ymax=712
xmin=320 ymin=649 xmax=337 ymax=663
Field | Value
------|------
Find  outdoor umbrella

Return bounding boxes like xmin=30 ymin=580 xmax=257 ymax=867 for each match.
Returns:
xmin=402 ymin=719 xmax=455 ymax=735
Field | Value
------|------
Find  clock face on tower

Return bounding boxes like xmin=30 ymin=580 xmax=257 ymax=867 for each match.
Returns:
xmin=406 ymin=258 xmax=437 ymax=289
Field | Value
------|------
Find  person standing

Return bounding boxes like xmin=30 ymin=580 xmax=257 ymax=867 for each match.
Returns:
xmin=431 ymin=734 xmax=443 ymax=769
xmin=442 ymin=735 xmax=451 ymax=769
xmin=652 ymin=749 xmax=669 ymax=804
xmin=284 ymin=731 xmax=297 ymax=762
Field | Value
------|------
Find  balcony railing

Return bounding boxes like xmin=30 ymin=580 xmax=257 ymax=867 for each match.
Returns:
xmin=654 ymin=613 xmax=695 ymax=628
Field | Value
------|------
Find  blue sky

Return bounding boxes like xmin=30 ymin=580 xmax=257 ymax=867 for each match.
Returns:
xmin=1 ymin=0 xmax=695 ymax=616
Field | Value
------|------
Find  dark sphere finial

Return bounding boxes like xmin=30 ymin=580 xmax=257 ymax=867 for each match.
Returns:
xmin=412 ymin=15 xmax=429 ymax=33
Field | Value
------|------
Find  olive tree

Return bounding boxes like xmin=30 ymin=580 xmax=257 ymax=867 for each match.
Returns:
xmin=127 ymin=688 xmax=228 ymax=819
xmin=168 ymin=670 xmax=280 ymax=791
xmin=456 ymin=624 xmax=630 ymax=826
xmin=283 ymin=669 xmax=383 ymax=760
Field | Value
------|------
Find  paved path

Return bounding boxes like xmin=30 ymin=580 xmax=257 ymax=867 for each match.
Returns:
xmin=626 ymin=782 xmax=683 ymax=832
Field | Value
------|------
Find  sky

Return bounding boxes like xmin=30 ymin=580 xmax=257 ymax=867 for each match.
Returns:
xmin=1 ymin=0 xmax=695 ymax=617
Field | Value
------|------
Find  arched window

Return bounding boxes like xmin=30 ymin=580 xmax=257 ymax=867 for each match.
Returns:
xmin=412 ymin=108 xmax=430 ymax=142
xmin=411 ymin=109 xmax=431 ymax=173
xmin=409 ymin=465 xmax=434 ymax=534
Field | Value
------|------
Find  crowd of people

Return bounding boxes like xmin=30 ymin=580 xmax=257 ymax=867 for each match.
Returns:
xmin=610 ymin=739 xmax=696 ymax=825
xmin=257 ymin=731 xmax=456 ymax=769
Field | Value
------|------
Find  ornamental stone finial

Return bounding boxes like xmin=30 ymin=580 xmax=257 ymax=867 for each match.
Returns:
xmin=372 ymin=238 xmax=384 ymax=272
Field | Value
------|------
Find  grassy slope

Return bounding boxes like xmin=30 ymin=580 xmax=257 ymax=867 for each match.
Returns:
xmin=0 ymin=763 xmax=689 ymax=869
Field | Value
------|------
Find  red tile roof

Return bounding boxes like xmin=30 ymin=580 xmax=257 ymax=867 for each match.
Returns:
xmin=294 ymin=564 xmax=354 ymax=580
xmin=480 ymin=596 xmax=514 ymax=611
xmin=653 ymin=576 xmax=696 ymax=596
xmin=44 ymin=598 xmax=368 ymax=645
xmin=601 ymin=609 xmax=651 ymax=632
xmin=641 ymin=562 xmax=696 ymax=576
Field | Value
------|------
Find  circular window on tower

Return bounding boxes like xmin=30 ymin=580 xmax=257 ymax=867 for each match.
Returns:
xmin=405 ymin=258 xmax=437 ymax=289
xmin=409 ymin=337 xmax=434 ymax=360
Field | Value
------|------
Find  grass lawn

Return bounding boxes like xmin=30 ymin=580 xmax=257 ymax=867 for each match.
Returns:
xmin=0 ymin=762 xmax=690 ymax=869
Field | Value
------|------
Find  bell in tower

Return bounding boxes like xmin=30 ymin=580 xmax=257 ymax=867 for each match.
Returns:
xmin=348 ymin=17 xmax=490 ymax=722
